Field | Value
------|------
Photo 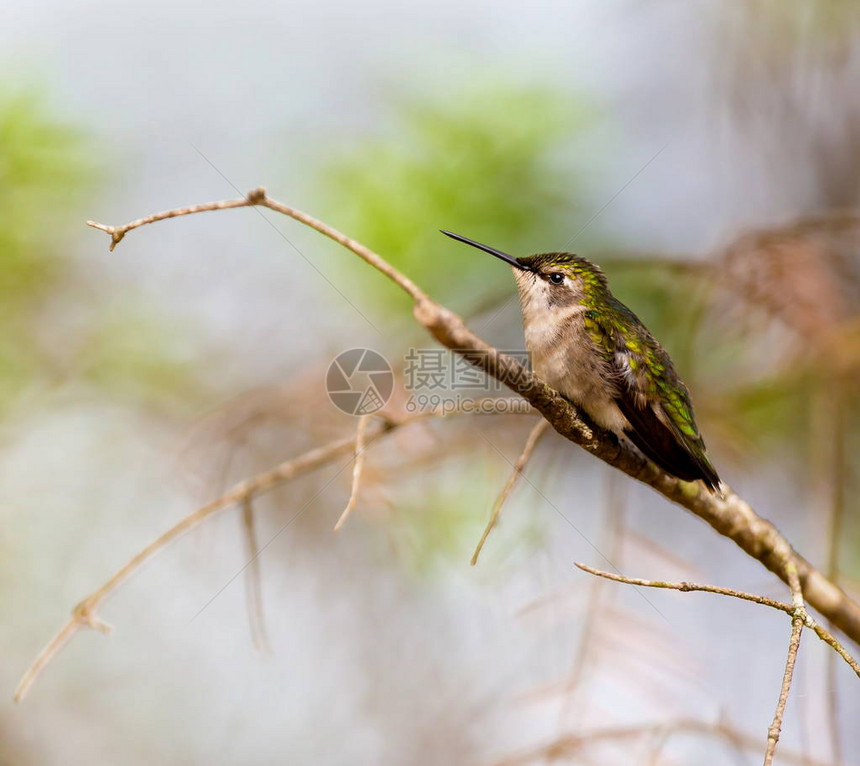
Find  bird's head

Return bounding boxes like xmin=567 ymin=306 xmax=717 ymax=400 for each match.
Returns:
xmin=441 ymin=231 xmax=609 ymax=313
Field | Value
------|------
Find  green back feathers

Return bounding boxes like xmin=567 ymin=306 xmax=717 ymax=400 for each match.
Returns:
xmin=584 ymin=295 xmax=712 ymax=462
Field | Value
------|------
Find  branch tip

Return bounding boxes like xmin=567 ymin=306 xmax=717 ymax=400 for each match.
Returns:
xmin=86 ymin=220 xmax=124 ymax=251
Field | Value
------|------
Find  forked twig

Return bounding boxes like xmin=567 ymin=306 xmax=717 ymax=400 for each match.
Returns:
xmin=87 ymin=196 xmax=254 ymax=251
xmin=574 ymin=563 xmax=860 ymax=680
xmin=576 ymin=560 xmax=857 ymax=764
xmin=471 ymin=418 xmax=549 ymax=565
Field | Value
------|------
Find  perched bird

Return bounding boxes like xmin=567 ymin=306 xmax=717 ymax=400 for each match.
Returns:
xmin=442 ymin=231 xmax=721 ymax=492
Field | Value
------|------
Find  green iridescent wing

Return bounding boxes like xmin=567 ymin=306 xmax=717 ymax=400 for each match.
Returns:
xmin=584 ymin=300 xmax=720 ymax=490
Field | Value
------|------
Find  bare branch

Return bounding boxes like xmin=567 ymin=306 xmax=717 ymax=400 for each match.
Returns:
xmin=471 ymin=418 xmax=549 ymax=565
xmin=86 ymin=194 xmax=257 ymax=251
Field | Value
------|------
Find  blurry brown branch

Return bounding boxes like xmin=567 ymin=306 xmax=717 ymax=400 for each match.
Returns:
xmin=333 ymin=414 xmax=371 ymax=531
xmin=496 ymin=717 xmax=841 ymax=766
xmin=81 ymin=187 xmax=860 ymax=648
xmin=471 ymin=418 xmax=549 ymax=565
xmin=13 ymin=412 xmax=415 ymax=702
xmin=719 ymin=211 xmax=860 ymax=340
xmin=814 ymin=383 xmax=849 ymax=765
xmin=556 ymin=473 xmax=628 ymax=725
xmin=14 ymin=401 xmax=520 ymax=702
xmin=241 ymin=497 xmax=269 ymax=653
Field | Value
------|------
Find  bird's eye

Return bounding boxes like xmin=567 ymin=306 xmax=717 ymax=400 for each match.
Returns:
xmin=549 ymin=273 xmax=564 ymax=285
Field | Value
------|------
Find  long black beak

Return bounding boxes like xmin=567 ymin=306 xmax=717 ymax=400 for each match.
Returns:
xmin=440 ymin=230 xmax=531 ymax=271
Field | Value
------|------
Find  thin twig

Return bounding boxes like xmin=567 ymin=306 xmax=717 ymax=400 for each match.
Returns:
xmin=471 ymin=418 xmax=549 ymax=565
xmin=765 ymin=616 xmax=804 ymax=765
xmin=573 ymin=563 xmax=860 ymax=680
xmin=765 ymin=555 xmax=806 ymax=766
xmin=333 ymin=414 xmax=371 ymax=531
xmin=259 ymin=193 xmax=428 ymax=302
xmin=86 ymin=196 xmax=254 ymax=251
xmin=89 ymin=187 xmax=429 ymax=299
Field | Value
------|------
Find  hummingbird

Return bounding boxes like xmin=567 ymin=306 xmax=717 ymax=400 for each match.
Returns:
xmin=441 ymin=231 xmax=721 ymax=492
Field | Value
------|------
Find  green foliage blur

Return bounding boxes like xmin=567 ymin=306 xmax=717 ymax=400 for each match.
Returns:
xmin=319 ymin=81 xmax=594 ymax=315
xmin=0 ymin=92 xmax=92 ymax=302
xmin=0 ymin=90 xmax=206 ymax=419
xmin=0 ymin=91 xmax=92 ymax=409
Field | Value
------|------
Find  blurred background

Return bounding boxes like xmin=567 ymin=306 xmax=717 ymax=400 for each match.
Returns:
xmin=1 ymin=1 xmax=858 ymax=763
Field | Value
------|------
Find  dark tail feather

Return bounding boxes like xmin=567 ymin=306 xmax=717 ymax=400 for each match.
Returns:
xmin=616 ymin=398 xmax=721 ymax=492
